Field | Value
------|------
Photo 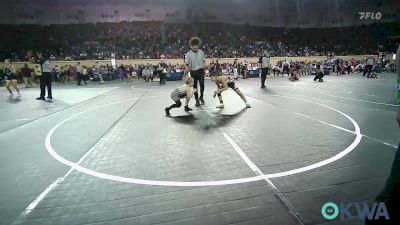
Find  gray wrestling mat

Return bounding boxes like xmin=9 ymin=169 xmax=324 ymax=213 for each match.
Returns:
xmin=0 ymin=74 xmax=398 ymax=225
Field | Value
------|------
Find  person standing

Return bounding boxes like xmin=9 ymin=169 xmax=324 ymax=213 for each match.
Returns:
xmin=259 ymin=51 xmax=270 ymax=88
xmin=272 ymin=64 xmax=280 ymax=76
xmin=76 ymin=62 xmax=86 ymax=85
xmin=233 ymin=59 xmax=239 ymax=80
xmin=158 ymin=62 xmax=166 ymax=85
xmin=36 ymin=53 xmax=52 ymax=100
xmin=346 ymin=60 xmax=351 ymax=74
xmin=20 ymin=63 xmax=33 ymax=88
xmin=101 ymin=65 xmax=108 ymax=82
xmin=363 ymin=56 xmax=375 ymax=77
xmin=82 ymin=66 xmax=88 ymax=85
xmin=185 ymin=36 xmax=206 ymax=107
xmin=151 ymin=65 xmax=157 ymax=82
xmin=282 ymin=59 xmax=290 ymax=77
xmin=335 ymin=58 xmax=340 ymax=75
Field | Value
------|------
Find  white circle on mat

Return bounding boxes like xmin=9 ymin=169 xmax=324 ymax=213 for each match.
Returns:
xmin=45 ymin=94 xmax=362 ymax=186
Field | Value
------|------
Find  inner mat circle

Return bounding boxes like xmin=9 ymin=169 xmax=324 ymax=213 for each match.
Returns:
xmin=45 ymin=94 xmax=362 ymax=186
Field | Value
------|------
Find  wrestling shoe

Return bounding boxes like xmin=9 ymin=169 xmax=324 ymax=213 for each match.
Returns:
xmin=246 ymin=103 xmax=251 ymax=108
xmin=36 ymin=97 xmax=45 ymax=100
xmin=195 ymin=101 xmax=200 ymax=107
xmin=216 ymin=104 xmax=224 ymax=109
xmin=165 ymin=107 xmax=170 ymax=116
xmin=184 ymin=106 xmax=193 ymax=112
xmin=199 ymin=97 xmax=205 ymax=105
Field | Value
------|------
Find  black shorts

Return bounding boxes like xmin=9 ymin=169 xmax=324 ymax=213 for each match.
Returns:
xmin=4 ymin=74 xmax=17 ymax=80
xmin=227 ymin=81 xmax=238 ymax=90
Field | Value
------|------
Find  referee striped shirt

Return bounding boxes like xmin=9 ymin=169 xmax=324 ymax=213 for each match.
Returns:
xmin=185 ymin=49 xmax=205 ymax=71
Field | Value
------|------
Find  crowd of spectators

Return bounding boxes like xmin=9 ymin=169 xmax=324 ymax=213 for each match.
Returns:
xmin=0 ymin=61 xmax=189 ymax=86
xmin=2 ymin=55 xmax=396 ymax=88
xmin=1 ymin=21 xmax=398 ymax=62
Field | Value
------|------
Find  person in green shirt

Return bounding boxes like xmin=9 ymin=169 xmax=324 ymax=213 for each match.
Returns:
xmin=2 ymin=59 xmax=20 ymax=97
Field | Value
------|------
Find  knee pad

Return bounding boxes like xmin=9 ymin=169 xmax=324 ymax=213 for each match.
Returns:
xmin=217 ymin=93 xmax=222 ymax=97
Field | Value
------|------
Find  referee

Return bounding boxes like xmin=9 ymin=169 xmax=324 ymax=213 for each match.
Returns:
xmin=36 ymin=52 xmax=53 ymax=101
xmin=259 ymin=51 xmax=270 ymax=88
xmin=185 ymin=37 xmax=206 ymax=107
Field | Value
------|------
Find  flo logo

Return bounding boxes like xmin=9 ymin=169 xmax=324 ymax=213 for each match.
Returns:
xmin=359 ymin=12 xmax=382 ymax=20
xmin=321 ymin=202 xmax=390 ymax=220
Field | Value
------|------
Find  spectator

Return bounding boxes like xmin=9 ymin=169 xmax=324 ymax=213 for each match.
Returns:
xmin=142 ymin=66 xmax=152 ymax=82
xmin=364 ymin=57 xmax=375 ymax=77
xmin=53 ymin=65 xmax=62 ymax=82
xmin=282 ymin=59 xmax=290 ymax=76
xmin=76 ymin=62 xmax=86 ymax=85
xmin=82 ymin=66 xmax=88 ymax=85
xmin=1 ymin=21 xmax=394 ymax=62
xmin=20 ymin=63 xmax=33 ymax=88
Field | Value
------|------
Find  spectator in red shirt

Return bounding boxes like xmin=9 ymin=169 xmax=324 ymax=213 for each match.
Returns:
xmin=20 ymin=63 xmax=33 ymax=88
xmin=351 ymin=58 xmax=356 ymax=67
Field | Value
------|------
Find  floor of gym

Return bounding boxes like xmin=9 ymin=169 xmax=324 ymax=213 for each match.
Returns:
xmin=1 ymin=73 xmax=399 ymax=225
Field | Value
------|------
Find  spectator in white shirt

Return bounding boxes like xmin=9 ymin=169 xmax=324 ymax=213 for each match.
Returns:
xmin=142 ymin=66 xmax=152 ymax=82
xmin=76 ymin=62 xmax=86 ymax=85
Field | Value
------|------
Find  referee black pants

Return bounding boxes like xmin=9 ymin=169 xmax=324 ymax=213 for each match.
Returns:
xmin=77 ymin=72 xmax=86 ymax=85
xmin=191 ymin=69 xmax=205 ymax=101
xmin=261 ymin=67 xmax=269 ymax=87
xmin=159 ymin=71 xmax=166 ymax=84
xmin=40 ymin=72 xmax=52 ymax=98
